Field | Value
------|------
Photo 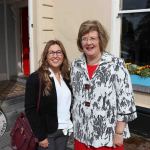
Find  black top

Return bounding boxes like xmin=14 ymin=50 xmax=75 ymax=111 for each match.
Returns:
xmin=25 ymin=71 xmax=71 ymax=141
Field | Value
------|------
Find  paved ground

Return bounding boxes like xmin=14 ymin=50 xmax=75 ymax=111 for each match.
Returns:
xmin=0 ymin=80 xmax=150 ymax=150
xmin=0 ymin=131 xmax=73 ymax=150
xmin=124 ymin=134 xmax=150 ymax=150
xmin=0 ymin=131 xmax=150 ymax=150
xmin=0 ymin=80 xmax=25 ymax=100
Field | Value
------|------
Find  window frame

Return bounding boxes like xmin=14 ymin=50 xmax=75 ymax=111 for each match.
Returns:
xmin=111 ymin=0 xmax=150 ymax=57
xmin=111 ymin=0 xmax=150 ymax=91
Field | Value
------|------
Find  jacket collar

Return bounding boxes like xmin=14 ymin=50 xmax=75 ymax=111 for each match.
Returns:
xmin=74 ymin=52 xmax=114 ymax=80
xmin=76 ymin=52 xmax=113 ymax=68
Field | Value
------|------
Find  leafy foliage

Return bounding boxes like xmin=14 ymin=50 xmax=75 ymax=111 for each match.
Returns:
xmin=126 ymin=63 xmax=150 ymax=78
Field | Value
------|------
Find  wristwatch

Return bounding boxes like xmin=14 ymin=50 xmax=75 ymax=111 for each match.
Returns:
xmin=115 ymin=132 xmax=123 ymax=135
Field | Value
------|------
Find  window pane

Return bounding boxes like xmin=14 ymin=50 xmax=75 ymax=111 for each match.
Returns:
xmin=121 ymin=13 xmax=150 ymax=65
xmin=121 ymin=0 xmax=150 ymax=10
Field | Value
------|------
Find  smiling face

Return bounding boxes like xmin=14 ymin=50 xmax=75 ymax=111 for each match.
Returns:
xmin=81 ymin=31 xmax=101 ymax=59
xmin=47 ymin=44 xmax=64 ymax=71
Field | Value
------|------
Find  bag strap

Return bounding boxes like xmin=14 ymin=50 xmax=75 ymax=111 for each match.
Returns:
xmin=36 ymin=77 xmax=41 ymax=112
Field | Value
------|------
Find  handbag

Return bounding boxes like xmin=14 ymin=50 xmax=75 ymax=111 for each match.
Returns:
xmin=10 ymin=113 xmax=38 ymax=150
xmin=10 ymin=78 xmax=41 ymax=150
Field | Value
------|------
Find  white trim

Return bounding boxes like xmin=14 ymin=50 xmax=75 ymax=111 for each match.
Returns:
xmin=119 ymin=8 xmax=150 ymax=14
xmin=28 ymin=0 xmax=35 ymax=73
xmin=110 ymin=0 xmax=121 ymax=57
xmin=111 ymin=1 xmax=150 ymax=58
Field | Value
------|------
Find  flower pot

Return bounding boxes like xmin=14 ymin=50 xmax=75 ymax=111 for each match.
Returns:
xmin=130 ymin=75 xmax=150 ymax=87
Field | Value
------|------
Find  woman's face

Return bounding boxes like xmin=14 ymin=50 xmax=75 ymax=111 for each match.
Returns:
xmin=47 ymin=44 xmax=64 ymax=70
xmin=81 ymin=31 xmax=101 ymax=58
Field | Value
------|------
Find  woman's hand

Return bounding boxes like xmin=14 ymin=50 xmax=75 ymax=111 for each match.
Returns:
xmin=113 ymin=133 xmax=124 ymax=148
xmin=39 ymin=138 xmax=49 ymax=148
xmin=113 ymin=121 xmax=125 ymax=148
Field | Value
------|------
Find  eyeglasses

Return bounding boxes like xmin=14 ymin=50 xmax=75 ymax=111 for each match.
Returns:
xmin=81 ymin=36 xmax=99 ymax=43
xmin=48 ymin=50 xmax=63 ymax=57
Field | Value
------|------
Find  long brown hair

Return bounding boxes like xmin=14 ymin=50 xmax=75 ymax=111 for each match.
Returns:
xmin=77 ymin=20 xmax=109 ymax=53
xmin=38 ymin=40 xmax=70 ymax=95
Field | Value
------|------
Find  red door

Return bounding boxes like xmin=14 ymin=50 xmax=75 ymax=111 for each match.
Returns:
xmin=21 ymin=7 xmax=30 ymax=76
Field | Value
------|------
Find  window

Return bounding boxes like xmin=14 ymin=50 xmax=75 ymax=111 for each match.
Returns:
xmin=112 ymin=0 xmax=150 ymax=91
xmin=122 ymin=0 xmax=150 ymax=10
xmin=120 ymin=0 xmax=150 ymax=65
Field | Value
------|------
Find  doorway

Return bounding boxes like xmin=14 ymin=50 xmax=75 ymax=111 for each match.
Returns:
xmin=21 ymin=7 xmax=30 ymax=76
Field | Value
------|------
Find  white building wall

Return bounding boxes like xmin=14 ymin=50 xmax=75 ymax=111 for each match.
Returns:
xmin=30 ymin=0 xmax=55 ymax=71
xmin=32 ymin=0 xmax=112 ymax=69
xmin=54 ymin=0 xmax=112 ymax=61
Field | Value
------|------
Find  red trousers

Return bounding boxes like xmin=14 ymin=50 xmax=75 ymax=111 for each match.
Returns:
xmin=74 ymin=139 xmax=124 ymax=150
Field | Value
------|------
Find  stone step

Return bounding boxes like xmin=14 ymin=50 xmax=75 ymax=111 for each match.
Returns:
xmin=6 ymin=108 xmax=25 ymax=132
xmin=1 ymin=96 xmax=25 ymax=131
xmin=1 ymin=96 xmax=24 ymax=113
xmin=0 ymin=131 xmax=11 ymax=150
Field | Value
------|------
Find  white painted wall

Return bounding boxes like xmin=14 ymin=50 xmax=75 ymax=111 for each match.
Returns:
xmin=54 ymin=0 xmax=112 ymax=62
xmin=30 ymin=0 xmax=55 ymax=71
xmin=32 ymin=0 xmax=112 ymax=70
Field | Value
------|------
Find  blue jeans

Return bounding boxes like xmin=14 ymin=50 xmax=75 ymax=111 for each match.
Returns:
xmin=38 ymin=129 xmax=68 ymax=150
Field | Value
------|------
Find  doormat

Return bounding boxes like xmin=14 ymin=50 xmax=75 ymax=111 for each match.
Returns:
xmin=0 ymin=80 xmax=25 ymax=100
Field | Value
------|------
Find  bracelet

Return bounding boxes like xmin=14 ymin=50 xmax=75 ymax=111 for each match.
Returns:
xmin=115 ymin=132 xmax=123 ymax=135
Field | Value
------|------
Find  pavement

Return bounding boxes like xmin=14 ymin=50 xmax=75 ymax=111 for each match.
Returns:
xmin=0 ymin=131 xmax=73 ymax=150
xmin=0 ymin=131 xmax=150 ymax=150
xmin=0 ymin=131 xmax=11 ymax=150
xmin=0 ymin=80 xmax=150 ymax=150
xmin=124 ymin=134 xmax=150 ymax=150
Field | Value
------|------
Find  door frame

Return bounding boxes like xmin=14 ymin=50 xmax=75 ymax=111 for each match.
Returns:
xmin=10 ymin=1 xmax=28 ymax=76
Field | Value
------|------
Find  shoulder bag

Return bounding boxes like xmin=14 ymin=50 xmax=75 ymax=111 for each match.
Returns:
xmin=10 ymin=78 xmax=41 ymax=150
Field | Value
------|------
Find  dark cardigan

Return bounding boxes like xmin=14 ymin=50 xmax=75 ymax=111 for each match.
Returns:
xmin=25 ymin=71 xmax=71 ymax=141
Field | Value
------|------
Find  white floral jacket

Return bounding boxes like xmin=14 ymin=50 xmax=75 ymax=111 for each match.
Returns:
xmin=70 ymin=52 xmax=137 ymax=148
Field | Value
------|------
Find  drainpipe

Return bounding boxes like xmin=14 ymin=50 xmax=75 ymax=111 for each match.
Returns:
xmin=4 ymin=0 xmax=9 ymax=80
xmin=28 ymin=0 xmax=35 ymax=73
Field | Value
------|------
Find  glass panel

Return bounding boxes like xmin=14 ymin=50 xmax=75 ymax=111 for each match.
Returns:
xmin=121 ymin=0 xmax=150 ymax=10
xmin=121 ymin=13 xmax=150 ymax=65
xmin=0 ymin=3 xmax=7 ymax=75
